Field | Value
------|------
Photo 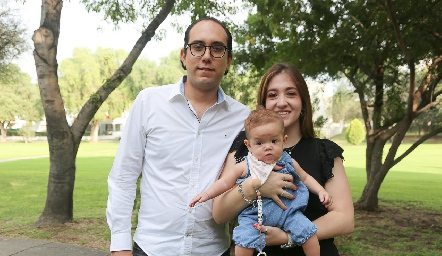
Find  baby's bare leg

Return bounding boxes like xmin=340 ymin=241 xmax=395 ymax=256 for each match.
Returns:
xmin=301 ymin=234 xmax=320 ymax=256
xmin=235 ymin=245 xmax=255 ymax=256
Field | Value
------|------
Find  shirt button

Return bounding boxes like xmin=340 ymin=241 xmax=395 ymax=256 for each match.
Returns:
xmin=194 ymin=156 xmax=199 ymax=162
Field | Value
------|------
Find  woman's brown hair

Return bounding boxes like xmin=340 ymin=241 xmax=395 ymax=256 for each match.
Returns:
xmin=257 ymin=62 xmax=315 ymax=138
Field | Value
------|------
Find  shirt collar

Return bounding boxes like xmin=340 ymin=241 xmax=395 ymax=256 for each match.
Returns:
xmin=170 ymin=75 xmax=229 ymax=107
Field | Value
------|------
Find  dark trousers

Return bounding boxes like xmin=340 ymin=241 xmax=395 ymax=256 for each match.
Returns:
xmin=133 ymin=242 xmax=230 ymax=256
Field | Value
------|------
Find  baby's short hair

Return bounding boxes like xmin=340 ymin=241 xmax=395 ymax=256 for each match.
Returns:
xmin=244 ymin=107 xmax=284 ymax=138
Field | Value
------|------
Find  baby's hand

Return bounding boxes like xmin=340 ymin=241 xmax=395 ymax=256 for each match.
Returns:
xmin=318 ymin=190 xmax=333 ymax=208
xmin=189 ymin=192 xmax=210 ymax=207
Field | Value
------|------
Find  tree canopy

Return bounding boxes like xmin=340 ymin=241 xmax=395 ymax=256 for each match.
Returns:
xmin=0 ymin=0 xmax=29 ymax=83
xmin=234 ymin=0 xmax=442 ymax=210
xmin=0 ymin=64 xmax=42 ymax=141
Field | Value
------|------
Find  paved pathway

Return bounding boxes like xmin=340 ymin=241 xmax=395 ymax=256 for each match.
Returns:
xmin=0 ymin=155 xmax=48 ymax=163
xmin=0 ymin=237 xmax=110 ymax=256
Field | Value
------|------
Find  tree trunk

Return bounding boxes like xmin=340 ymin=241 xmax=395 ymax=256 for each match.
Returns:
xmin=37 ymin=133 xmax=77 ymax=224
xmin=32 ymin=0 xmax=176 ymax=225
xmin=355 ymin=135 xmax=388 ymax=210
xmin=0 ymin=123 xmax=6 ymax=142
xmin=89 ymin=120 xmax=99 ymax=143
xmin=32 ymin=0 xmax=78 ymax=225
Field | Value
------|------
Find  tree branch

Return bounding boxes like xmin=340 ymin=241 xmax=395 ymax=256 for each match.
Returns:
xmin=416 ymin=100 xmax=442 ymax=115
xmin=385 ymin=0 xmax=416 ymax=120
xmin=71 ymin=0 xmax=177 ymax=143
xmin=392 ymin=127 xmax=442 ymax=166
xmin=385 ymin=0 xmax=412 ymax=63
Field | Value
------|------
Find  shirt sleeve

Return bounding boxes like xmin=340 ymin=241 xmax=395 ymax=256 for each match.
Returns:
xmin=319 ymin=139 xmax=344 ymax=184
xmin=106 ymin=91 xmax=148 ymax=251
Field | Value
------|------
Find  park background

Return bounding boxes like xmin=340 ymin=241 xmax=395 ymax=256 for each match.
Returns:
xmin=1 ymin=0 xmax=441 ymax=255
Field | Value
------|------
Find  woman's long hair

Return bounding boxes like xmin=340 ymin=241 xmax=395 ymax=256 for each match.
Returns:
xmin=257 ymin=62 xmax=315 ymax=138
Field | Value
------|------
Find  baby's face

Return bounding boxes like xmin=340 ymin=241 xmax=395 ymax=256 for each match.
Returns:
xmin=245 ymin=122 xmax=286 ymax=164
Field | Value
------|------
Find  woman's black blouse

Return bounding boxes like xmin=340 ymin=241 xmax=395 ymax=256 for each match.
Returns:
xmin=229 ymin=131 xmax=344 ymax=256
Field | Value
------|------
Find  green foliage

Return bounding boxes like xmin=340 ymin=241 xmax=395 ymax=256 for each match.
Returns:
xmin=381 ymin=82 xmax=406 ymax=126
xmin=332 ymin=81 xmax=361 ymax=122
xmin=80 ymin=0 xmax=240 ymax=31
xmin=58 ymin=46 xmax=188 ymax=125
xmin=234 ymin=0 xmax=441 ymax=123
xmin=156 ymin=49 xmax=187 ymax=85
xmin=234 ymin=0 xmax=442 ymax=208
xmin=221 ymin=65 xmax=260 ymax=109
xmin=58 ymin=47 xmax=132 ymax=121
xmin=314 ymin=115 xmax=329 ymax=138
xmin=59 ymin=48 xmax=102 ymax=115
xmin=0 ymin=64 xmax=43 ymax=134
xmin=314 ymin=115 xmax=328 ymax=129
xmin=345 ymin=119 xmax=365 ymax=145
xmin=409 ymin=106 xmax=442 ymax=135
xmin=124 ymin=58 xmax=159 ymax=100
xmin=18 ymin=123 xmax=35 ymax=143
xmin=0 ymin=1 xmax=29 ymax=83
xmin=5 ymin=129 xmax=19 ymax=136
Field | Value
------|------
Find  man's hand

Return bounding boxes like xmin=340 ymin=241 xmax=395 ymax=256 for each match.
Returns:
xmin=111 ymin=251 xmax=132 ymax=256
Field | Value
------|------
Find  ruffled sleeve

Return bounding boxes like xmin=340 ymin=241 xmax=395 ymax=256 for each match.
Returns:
xmin=319 ymin=139 xmax=344 ymax=184
xmin=229 ymin=131 xmax=248 ymax=163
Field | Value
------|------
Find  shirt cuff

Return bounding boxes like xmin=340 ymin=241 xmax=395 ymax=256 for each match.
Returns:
xmin=110 ymin=232 xmax=133 ymax=252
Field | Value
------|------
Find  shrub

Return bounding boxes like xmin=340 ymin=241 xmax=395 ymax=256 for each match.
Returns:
xmin=18 ymin=124 xmax=35 ymax=143
xmin=346 ymin=119 xmax=365 ymax=145
xmin=6 ymin=129 xmax=20 ymax=136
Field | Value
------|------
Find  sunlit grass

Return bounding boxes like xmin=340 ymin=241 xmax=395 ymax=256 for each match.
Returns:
xmin=0 ymin=139 xmax=441 ymax=254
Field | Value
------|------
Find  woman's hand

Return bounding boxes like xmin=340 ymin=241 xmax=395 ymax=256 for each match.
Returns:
xmin=259 ymin=170 xmax=298 ymax=210
xmin=255 ymin=224 xmax=289 ymax=246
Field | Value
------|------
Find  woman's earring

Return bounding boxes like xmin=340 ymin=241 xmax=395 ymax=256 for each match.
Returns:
xmin=300 ymin=110 xmax=304 ymax=117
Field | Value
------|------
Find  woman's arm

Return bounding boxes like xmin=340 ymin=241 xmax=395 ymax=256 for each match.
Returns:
xmin=313 ymin=157 xmax=354 ymax=240
xmin=213 ymin=152 xmax=298 ymax=224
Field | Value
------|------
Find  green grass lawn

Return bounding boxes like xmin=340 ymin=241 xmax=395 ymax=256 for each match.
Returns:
xmin=0 ymin=141 xmax=119 ymax=222
xmin=0 ymin=139 xmax=441 ymax=254
xmin=340 ymin=141 xmax=442 ymax=212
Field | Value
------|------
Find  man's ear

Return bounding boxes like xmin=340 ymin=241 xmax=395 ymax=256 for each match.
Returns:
xmin=180 ymin=48 xmax=187 ymax=70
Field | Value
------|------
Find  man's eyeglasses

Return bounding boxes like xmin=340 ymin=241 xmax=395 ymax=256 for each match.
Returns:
xmin=186 ymin=43 xmax=229 ymax=58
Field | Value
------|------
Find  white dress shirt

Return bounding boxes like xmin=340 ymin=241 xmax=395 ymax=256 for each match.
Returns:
xmin=106 ymin=76 xmax=250 ymax=256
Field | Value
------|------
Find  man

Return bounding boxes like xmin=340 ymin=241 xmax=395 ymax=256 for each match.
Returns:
xmin=106 ymin=17 xmax=250 ymax=256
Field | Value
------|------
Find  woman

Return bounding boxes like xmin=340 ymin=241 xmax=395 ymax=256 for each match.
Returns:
xmin=213 ymin=62 xmax=354 ymax=255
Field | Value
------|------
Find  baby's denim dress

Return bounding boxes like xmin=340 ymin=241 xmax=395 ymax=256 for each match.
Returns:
xmin=233 ymin=151 xmax=317 ymax=251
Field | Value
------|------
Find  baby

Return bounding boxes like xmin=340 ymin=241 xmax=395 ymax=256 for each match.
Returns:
xmin=190 ymin=108 xmax=332 ymax=256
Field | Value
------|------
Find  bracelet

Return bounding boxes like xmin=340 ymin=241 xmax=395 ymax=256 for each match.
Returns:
xmin=280 ymin=231 xmax=295 ymax=249
xmin=237 ymin=183 xmax=256 ymax=205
